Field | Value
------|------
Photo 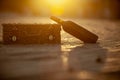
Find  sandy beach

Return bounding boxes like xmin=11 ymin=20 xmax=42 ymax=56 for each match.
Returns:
xmin=0 ymin=17 xmax=120 ymax=80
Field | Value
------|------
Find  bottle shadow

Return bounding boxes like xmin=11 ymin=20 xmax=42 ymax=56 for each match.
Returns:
xmin=68 ymin=43 xmax=108 ymax=72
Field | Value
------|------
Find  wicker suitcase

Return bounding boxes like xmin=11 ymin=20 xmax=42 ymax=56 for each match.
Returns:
xmin=2 ymin=23 xmax=61 ymax=44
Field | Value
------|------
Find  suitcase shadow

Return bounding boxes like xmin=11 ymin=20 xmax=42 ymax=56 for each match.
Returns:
xmin=0 ymin=44 xmax=63 ymax=80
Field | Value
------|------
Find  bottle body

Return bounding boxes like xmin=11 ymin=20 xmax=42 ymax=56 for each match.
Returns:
xmin=50 ymin=16 xmax=98 ymax=43
xmin=61 ymin=21 xmax=98 ymax=43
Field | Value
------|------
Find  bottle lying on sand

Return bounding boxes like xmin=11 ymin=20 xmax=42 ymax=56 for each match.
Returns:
xmin=50 ymin=16 xmax=98 ymax=43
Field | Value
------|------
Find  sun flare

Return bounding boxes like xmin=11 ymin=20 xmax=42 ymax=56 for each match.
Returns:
xmin=32 ymin=0 xmax=77 ymax=16
xmin=45 ymin=0 xmax=67 ymax=16
xmin=46 ymin=0 xmax=66 ymax=6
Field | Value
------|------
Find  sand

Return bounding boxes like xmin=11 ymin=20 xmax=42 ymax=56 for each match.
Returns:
xmin=0 ymin=16 xmax=120 ymax=80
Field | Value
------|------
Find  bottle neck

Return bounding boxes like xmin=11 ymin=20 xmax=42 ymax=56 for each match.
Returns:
xmin=50 ymin=16 xmax=64 ymax=24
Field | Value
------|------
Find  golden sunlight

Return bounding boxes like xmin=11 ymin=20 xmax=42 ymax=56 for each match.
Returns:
xmin=45 ymin=0 xmax=68 ymax=16
xmin=31 ymin=0 xmax=79 ymax=16
xmin=46 ymin=0 xmax=66 ymax=6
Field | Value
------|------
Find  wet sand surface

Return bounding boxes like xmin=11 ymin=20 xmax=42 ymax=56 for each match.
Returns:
xmin=0 ymin=17 xmax=120 ymax=80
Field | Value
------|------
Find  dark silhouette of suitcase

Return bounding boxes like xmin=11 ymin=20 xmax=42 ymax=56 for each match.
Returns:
xmin=50 ymin=16 xmax=98 ymax=43
xmin=2 ymin=23 xmax=61 ymax=44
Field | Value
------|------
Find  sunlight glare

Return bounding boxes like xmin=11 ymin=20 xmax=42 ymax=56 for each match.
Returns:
xmin=32 ymin=0 xmax=79 ymax=16
xmin=46 ymin=0 xmax=66 ymax=6
xmin=45 ymin=0 xmax=68 ymax=16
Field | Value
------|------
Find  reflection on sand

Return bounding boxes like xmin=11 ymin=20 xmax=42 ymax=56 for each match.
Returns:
xmin=61 ymin=43 xmax=120 ymax=80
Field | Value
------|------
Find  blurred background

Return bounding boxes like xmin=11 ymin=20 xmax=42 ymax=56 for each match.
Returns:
xmin=0 ymin=0 xmax=120 ymax=19
xmin=0 ymin=1 xmax=120 ymax=80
